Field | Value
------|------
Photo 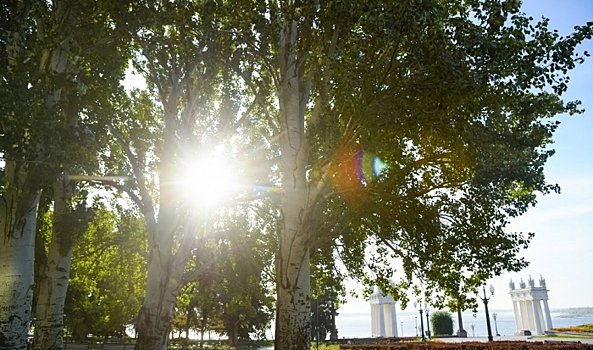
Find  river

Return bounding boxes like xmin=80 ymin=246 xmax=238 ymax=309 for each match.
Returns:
xmin=335 ymin=309 xmax=593 ymax=338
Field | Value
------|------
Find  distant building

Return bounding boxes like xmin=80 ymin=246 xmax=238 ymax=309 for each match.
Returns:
xmin=370 ymin=287 xmax=398 ymax=337
xmin=509 ymin=275 xmax=553 ymax=335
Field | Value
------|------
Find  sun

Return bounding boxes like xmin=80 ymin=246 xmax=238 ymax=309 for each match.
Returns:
xmin=175 ymin=152 xmax=237 ymax=210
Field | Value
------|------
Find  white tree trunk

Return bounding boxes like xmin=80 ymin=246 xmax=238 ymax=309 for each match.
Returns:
xmin=33 ymin=242 xmax=71 ymax=350
xmin=0 ymin=162 xmax=41 ymax=350
xmin=274 ymin=14 xmax=312 ymax=350
xmin=134 ymin=258 xmax=179 ymax=350
xmin=134 ymin=135 xmax=189 ymax=350
xmin=33 ymin=180 xmax=75 ymax=350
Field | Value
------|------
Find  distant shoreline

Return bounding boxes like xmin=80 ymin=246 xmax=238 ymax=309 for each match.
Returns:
xmin=553 ymin=307 xmax=593 ymax=318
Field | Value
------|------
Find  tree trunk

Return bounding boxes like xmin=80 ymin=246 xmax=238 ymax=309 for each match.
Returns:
xmin=134 ymin=152 xmax=192 ymax=349
xmin=134 ymin=123 xmax=189 ymax=350
xmin=228 ymin=315 xmax=239 ymax=347
xmin=134 ymin=253 xmax=181 ymax=350
xmin=0 ymin=3 xmax=38 ymax=348
xmin=33 ymin=180 xmax=75 ymax=350
xmin=274 ymin=13 xmax=312 ymax=350
xmin=456 ymin=308 xmax=467 ymax=337
xmin=0 ymin=163 xmax=41 ymax=350
xmin=200 ymin=314 xmax=206 ymax=346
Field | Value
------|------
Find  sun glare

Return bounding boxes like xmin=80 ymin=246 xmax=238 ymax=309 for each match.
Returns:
xmin=176 ymin=154 xmax=237 ymax=210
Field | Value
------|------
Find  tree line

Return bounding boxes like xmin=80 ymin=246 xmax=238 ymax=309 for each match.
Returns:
xmin=1 ymin=1 xmax=592 ymax=350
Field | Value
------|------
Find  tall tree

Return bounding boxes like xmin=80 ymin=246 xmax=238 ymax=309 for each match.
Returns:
xmin=28 ymin=1 xmax=132 ymax=348
xmin=1 ymin=1 xmax=54 ymax=347
xmin=223 ymin=1 xmax=593 ymax=349
xmin=1 ymin=0 xmax=132 ymax=348
xmin=97 ymin=2 xmax=242 ymax=348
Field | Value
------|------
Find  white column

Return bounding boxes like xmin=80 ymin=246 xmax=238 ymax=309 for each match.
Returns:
xmin=371 ymin=304 xmax=378 ymax=336
xmin=379 ymin=302 xmax=386 ymax=336
xmin=512 ymin=300 xmax=522 ymax=333
xmin=526 ymin=300 xmax=535 ymax=332
xmin=532 ymin=300 xmax=543 ymax=334
xmin=543 ymin=299 xmax=553 ymax=331
xmin=391 ymin=303 xmax=398 ymax=337
xmin=384 ymin=304 xmax=392 ymax=337
xmin=519 ymin=300 xmax=529 ymax=332
xmin=376 ymin=303 xmax=381 ymax=336
xmin=536 ymin=301 xmax=546 ymax=333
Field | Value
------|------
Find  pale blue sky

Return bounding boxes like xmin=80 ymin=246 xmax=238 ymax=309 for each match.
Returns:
xmin=489 ymin=0 xmax=593 ymax=310
xmin=341 ymin=0 xmax=593 ymax=313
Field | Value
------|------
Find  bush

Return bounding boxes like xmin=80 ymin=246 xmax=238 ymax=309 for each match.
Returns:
xmin=430 ymin=311 xmax=454 ymax=336
xmin=552 ymin=324 xmax=593 ymax=333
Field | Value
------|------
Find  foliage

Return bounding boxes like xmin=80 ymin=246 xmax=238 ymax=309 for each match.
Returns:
xmin=170 ymin=209 xmax=276 ymax=345
xmin=430 ymin=311 xmax=454 ymax=336
xmin=64 ymin=206 xmax=147 ymax=341
xmin=552 ymin=324 xmax=593 ymax=333
xmin=298 ymin=0 xmax=593 ymax=311
xmin=2 ymin=0 xmax=593 ymax=349
xmin=310 ymin=292 xmax=339 ymax=341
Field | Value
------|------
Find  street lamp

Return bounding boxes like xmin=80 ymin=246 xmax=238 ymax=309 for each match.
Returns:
xmin=414 ymin=301 xmax=426 ymax=342
xmin=415 ymin=317 xmax=418 ymax=336
xmin=401 ymin=321 xmax=404 ymax=337
xmin=425 ymin=303 xmax=431 ymax=339
xmin=316 ymin=298 xmax=319 ymax=349
xmin=493 ymin=312 xmax=500 ymax=336
xmin=479 ymin=284 xmax=495 ymax=342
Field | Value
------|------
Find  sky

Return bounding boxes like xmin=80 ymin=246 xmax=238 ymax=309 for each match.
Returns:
xmin=339 ymin=0 xmax=593 ymax=315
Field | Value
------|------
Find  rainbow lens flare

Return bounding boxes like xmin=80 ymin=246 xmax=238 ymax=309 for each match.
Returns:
xmin=355 ymin=150 xmax=388 ymax=185
xmin=330 ymin=145 xmax=389 ymax=211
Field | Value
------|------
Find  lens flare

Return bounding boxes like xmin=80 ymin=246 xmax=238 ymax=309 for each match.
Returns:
xmin=330 ymin=143 xmax=389 ymax=211
xmin=355 ymin=150 xmax=388 ymax=185
xmin=251 ymin=185 xmax=284 ymax=194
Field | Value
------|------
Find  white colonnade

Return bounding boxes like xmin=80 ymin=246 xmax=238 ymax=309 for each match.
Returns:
xmin=509 ymin=275 xmax=553 ymax=335
xmin=370 ymin=287 xmax=398 ymax=337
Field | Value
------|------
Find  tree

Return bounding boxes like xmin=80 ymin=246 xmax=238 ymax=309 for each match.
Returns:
xmin=1 ymin=2 xmax=46 ymax=347
xmin=8 ymin=1 xmax=585 ymax=349
xmin=28 ymin=1 xmax=132 ymax=348
xmin=222 ymin=1 xmax=593 ymax=349
xmin=431 ymin=311 xmax=454 ymax=336
xmin=170 ymin=210 xmax=276 ymax=347
xmin=97 ymin=2 xmax=245 ymax=348
xmin=1 ymin=0 xmax=132 ymax=348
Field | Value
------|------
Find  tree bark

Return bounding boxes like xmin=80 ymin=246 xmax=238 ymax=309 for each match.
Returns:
xmin=0 ymin=163 xmax=41 ymax=350
xmin=274 ymin=12 xmax=312 ymax=350
xmin=33 ymin=180 xmax=76 ymax=350
xmin=133 ymin=244 xmax=181 ymax=350
xmin=133 ymin=126 xmax=192 ymax=350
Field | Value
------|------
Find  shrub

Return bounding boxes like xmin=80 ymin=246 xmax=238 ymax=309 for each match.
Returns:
xmin=430 ymin=311 xmax=454 ymax=336
xmin=552 ymin=324 xmax=593 ymax=333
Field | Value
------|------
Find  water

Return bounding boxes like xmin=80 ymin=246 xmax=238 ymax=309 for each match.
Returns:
xmin=335 ymin=309 xmax=593 ymax=339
